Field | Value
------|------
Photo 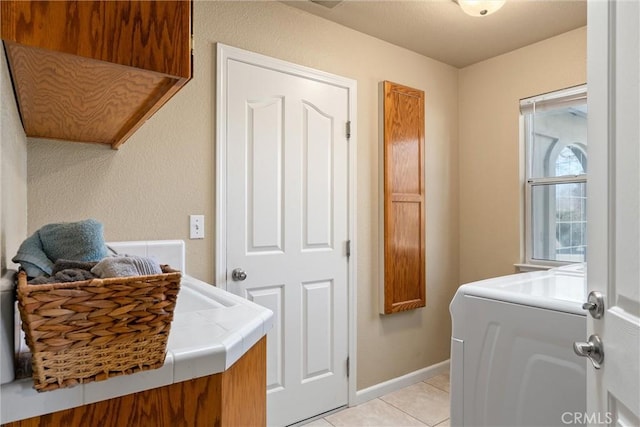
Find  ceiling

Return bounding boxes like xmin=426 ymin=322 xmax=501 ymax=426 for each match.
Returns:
xmin=283 ymin=0 xmax=587 ymax=68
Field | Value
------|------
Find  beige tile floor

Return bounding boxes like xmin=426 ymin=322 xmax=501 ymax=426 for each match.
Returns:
xmin=302 ymin=373 xmax=450 ymax=427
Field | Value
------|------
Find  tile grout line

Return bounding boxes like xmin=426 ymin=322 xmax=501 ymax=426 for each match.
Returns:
xmin=319 ymin=380 xmax=451 ymax=427
xmin=422 ymin=379 xmax=450 ymax=394
xmin=323 ymin=417 xmax=337 ymax=426
xmin=378 ymin=382 xmax=451 ymax=427
xmin=377 ymin=397 xmax=432 ymax=426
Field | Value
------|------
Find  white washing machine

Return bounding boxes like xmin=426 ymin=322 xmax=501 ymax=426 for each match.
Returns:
xmin=450 ymin=264 xmax=587 ymax=427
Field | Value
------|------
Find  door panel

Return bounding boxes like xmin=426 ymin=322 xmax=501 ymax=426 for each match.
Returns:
xmin=587 ymin=1 xmax=640 ymax=425
xmin=302 ymin=102 xmax=334 ymax=250
xmin=302 ymin=280 xmax=333 ymax=381
xmin=246 ymin=98 xmax=284 ymax=253
xmin=247 ymin=286 xmax=285 ymax=392
xmin=221 ymin=51 xmax=351 ymax=426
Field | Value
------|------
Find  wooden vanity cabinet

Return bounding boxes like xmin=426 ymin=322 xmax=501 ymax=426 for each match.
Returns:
xmin=3 ymin=337 xmax=267 ymax=427
xmin=0 ymin=0 xmax=192 ymax=149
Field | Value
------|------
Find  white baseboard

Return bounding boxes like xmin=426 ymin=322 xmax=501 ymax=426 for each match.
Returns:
xmin=354 ymin=359 xmax=450 ymax=405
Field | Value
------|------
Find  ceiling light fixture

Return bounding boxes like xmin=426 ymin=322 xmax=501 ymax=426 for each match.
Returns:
xmin=456 ymin=0 xmax=506 ymax=17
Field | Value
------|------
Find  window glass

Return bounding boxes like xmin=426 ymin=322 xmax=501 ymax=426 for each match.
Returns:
xmin=531 ymin=182 xmax=587 ymax=262
xmin=523 ymin=85 xmax=587 ymax=265
xmin=528 ymin=105 xmax=588 ymax=179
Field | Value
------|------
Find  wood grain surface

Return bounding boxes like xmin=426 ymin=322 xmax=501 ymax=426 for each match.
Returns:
xmin=221 ymin=335 xmax=267 ymax=426
xmin=1 ymin=0 xmax=191 ymax=148
xmin=5 ymin=42 xmax=183 ymax=147
xmin=1 ymin=0 xmax=191 ymax=78
xmin=383 ymin=81 xmax=426 ymax=314
xmin=3 ymin=337 xmax=267 ymax=427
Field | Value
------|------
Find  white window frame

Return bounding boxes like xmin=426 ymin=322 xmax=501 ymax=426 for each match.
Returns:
xmin=521 ymin=84 xmax=588 ymax=267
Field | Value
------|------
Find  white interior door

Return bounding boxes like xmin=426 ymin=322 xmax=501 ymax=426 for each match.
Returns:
xmin=217 ymin=45 xmax=356 ymax=427
xmin=587 ymin=1 xmax=640 ymax=425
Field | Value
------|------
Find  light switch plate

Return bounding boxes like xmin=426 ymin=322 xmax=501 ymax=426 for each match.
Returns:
xmin=190 ymin=215 xmax=205 ymax=239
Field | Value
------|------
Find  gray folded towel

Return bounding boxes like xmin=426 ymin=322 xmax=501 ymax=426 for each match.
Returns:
xmin=91 ymin=255 xmax=162 ymax=279
xmin=52 ymin=259 xmax=98 ymax=274
xmin=29 ymin=269 xmax=97 ymax=285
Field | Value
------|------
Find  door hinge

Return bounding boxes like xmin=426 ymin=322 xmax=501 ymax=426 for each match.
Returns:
xmin=346 ymin=356 xmax=350 ymax=378
xmin=346 ymin=240 xmax=351 ymax=258
xmin=346 ymin=121 xmax=351 ymax=140
xmin=190 ymin=34 xmax=194 ymax=55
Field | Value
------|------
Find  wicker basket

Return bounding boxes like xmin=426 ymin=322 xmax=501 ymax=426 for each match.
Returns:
xmin=16 ymin=266 xmax=181 ymax=392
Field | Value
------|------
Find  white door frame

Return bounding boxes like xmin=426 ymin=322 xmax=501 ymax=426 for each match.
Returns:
xmin=215 ymin=43 xmax=358 ymax=408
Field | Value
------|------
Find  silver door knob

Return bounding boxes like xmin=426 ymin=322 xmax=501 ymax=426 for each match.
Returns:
xmin=582 ymin=291 xmax=605 ymax=319
xmin=573 ymin=334 xmax=604 ymax=369
xmin=231 ymin=268 xmax=247 ymax=281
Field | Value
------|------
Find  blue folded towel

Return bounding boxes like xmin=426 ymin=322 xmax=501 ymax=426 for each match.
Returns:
xmin=12 ymin=233 xmax=54 ymax=277
xmin=38 ymin=219 xmax=108 ymax=263
xmin=12 ymin=219 xmax=108 ymax=278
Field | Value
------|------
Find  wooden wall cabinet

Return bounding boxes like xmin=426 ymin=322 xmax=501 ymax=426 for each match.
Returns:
xmin=0 ymin=0 xmax=192 ymax=149
xmin=380 ymin=81 xmax=426 ymax=314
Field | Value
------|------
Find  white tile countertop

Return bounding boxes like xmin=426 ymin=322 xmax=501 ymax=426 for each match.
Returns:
xmin=0 ymin=275 xmax=274 ymax=424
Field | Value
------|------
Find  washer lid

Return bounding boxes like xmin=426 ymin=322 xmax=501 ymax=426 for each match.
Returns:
xmin=457 ymin=264 xmax=586 ymax=316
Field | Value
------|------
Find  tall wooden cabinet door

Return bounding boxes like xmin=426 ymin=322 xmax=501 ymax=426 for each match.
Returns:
xmin=381 ymin=81 xmax=426 ymax=314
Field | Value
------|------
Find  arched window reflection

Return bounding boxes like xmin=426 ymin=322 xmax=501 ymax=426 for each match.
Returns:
xmin=555 ymin=145 xmax=587 ymax=176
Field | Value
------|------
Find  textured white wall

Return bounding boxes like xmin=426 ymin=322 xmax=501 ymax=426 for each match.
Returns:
xmin=458 ymin=26 xmax=587 ymax=284
xmin=26 ymin=2 xmax=459 ymax=390
xmin=1 ymin=50 xmax=28 ymax=274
